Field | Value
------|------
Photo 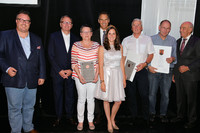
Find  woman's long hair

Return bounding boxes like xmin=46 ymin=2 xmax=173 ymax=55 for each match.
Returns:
xmin=103 ymin=25 xmax=121 ymax=51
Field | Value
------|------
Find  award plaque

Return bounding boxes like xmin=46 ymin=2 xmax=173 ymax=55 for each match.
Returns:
xmin=125 ymin=59 xmax=136 ymax=80
xmin=81 ymin=61 xmax=95 ymax=82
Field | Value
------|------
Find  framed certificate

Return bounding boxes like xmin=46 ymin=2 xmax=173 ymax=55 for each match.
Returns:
xmin=151 ymin=45 xmax=172 ymax=74
xmin=125 ymin=60 xmax=136 ymax=80
xmin=125 ymin=53 xmax=141 ymax=81
xmin=81 ymin=61 xmax=95 ymax=82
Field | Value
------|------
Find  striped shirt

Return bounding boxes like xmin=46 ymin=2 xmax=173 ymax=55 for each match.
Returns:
xmin=71 ymin=41 xmax=99 ymax=79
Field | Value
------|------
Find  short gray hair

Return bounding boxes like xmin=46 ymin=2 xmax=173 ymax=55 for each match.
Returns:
xmin=131 ymin=18 xmax=143 ymax=27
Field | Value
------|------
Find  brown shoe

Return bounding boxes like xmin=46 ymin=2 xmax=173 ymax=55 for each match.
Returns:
xmin=29 ymin=129 xmax=39 ymax=133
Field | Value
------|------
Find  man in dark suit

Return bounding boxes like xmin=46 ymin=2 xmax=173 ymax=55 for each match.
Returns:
xmin=48 ymin=15 xmax=79 ymax=127
xmin=171 ymin=21 xmax=200 ymax=128
xmin=0 ymin=10 xmax=46 ymax=133
xmin=92 ymin=12 xmax=110 ymax=45
xmin=91 ymin=12 xmax=110 ymax=124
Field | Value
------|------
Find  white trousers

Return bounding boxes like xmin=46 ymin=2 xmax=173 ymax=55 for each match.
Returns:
xmin=75 ymin=78 xmax=97 ymax=122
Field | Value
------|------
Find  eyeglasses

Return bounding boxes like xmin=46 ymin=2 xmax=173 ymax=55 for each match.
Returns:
xmin=161 ymin=27 xmax=170 ymax=30
xmin=61 ymin=21 xmax=72 ymax=25
xmin=17 ymin=18 xmax=31 ymax=24
xmin=81 ymin=31 xmax=91 ymax=34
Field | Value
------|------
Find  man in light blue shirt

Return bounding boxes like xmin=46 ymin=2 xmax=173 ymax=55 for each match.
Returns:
xmin=148 ymin=20 xmax=177 ymax=123
xmin=19 ymin=34 xmax=31 ymax=58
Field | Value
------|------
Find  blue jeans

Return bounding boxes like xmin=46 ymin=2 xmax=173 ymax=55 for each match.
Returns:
xmin=148 ymin=70 xmax=172 ymax=115
xmin=5 ymin=87 xmax=37 ymax=133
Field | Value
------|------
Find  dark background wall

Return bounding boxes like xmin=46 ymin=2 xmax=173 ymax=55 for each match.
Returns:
xmin=0 ymin=0 xmax=200 ymax=117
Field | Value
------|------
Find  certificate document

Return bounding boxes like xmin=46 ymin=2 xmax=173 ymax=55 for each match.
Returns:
xmin=151 ymin=45 xmax=172 ymax=74
xmin=125 ymin=60 xmax=136 ymax=80
xmin=81 ymin=61 xmax=95 ymax=82
xmin=125 ymin=53 xmax=141 ymax=81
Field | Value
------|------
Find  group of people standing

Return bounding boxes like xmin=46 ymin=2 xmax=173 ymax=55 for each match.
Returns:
xmin=0 ymin=10 xmax=200 ymax=133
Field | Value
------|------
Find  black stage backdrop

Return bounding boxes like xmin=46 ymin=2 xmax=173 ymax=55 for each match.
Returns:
xmin=0 ymin=0 xmax=200 ymax=117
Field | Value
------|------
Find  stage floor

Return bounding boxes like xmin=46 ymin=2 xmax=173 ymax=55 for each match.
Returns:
xmin=1 ymin=108 xmax=200 ymax=133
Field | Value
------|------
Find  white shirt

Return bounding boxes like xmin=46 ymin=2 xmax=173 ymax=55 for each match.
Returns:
xmin=122 ymin=34 xmax=154 ymax=63
xmin=100 ymin=28 xmax=106 ymax=45
xmin=61 ymin=30 xmax=70 ymax=52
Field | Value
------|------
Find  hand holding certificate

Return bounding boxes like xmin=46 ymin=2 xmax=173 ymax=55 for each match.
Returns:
xmin=81 ymin=61 xmax=95 ymax=83
xmin=125 ymin=53 xmax=141 ymax=81
xmin=125 ymin=60 xmax=136 ymax=80
xmin=151 ymin=45 xmax=172 ymax=74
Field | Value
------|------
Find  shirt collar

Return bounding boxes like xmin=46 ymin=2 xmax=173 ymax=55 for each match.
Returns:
xmin=183 ymin=33 xmax=192 ymax=41
xmin=61 ymin=30 xmax=70 ymax=38
xmin=131 ymin=33 xmax=143 ymax=39
xmin=19 ymin=32 xmax=30 ymax=40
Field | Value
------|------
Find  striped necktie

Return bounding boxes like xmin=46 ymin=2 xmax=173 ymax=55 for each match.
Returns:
xmin=180 ymin=39 xmax=187 ymax=55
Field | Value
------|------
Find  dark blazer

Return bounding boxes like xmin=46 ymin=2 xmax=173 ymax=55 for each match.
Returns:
xmin=173 ymin=35 xmax=200 ymax=81
xmin=92 ymin=28 xmax=101 ymax=45
xmin=48 ymin=31 xmax=79 ymax=77
xmin=0 ymin=29 xmax=46 ymax=89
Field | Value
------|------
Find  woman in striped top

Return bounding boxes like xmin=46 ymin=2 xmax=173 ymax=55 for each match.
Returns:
xmin=71 ymin=25 xmax=99 ymax=131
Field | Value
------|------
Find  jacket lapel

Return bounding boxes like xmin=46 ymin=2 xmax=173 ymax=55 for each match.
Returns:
xmin=58 ymin=31 xmax=68 ymax=54
xmin=177 ymin=38 xmax=181 ymax=57
xmin=98 ymin=29 xmax=101 ymax=45
xmin=28 ymin=33 xmax=35 ymax=59
xmin=69 ymin=33 xmax=75 ymax=53
xmin=14 ymin=30 xmax=27 ymax=59
xmin=181 ymin=35 xmax=193 ymax=56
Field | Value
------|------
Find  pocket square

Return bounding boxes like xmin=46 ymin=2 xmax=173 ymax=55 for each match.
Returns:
xmin=37 ymin=46 xmax=41 ymax=49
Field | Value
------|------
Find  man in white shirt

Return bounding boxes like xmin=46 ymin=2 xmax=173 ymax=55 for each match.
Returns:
xmin=122 ymin=18 xmax=154 ymax=126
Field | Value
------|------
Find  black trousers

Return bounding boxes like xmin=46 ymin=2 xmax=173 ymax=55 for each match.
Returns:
xmin=52 ymin=75 xmax=75 ymax=119
xmin=126 ymin=68 xmax=149 ymax=120
xmin=175 ymin=76 xmax=198 ymax=123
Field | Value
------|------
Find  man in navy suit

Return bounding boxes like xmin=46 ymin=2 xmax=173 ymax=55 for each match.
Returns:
xmin=48 ymin=15 xmax=79 ymax=127
xmin=0 ymin=10 xmax=46 ymax=133
xmin=91 ymin=12 xmax=110 ymax=124
xmin=92 ymin=12 xmax=110 ymax=45
xmin=171 ymin=21 xmax=200 ymax=128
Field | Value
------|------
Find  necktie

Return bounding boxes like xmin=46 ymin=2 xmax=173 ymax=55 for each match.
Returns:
xmin=180 ymin=39 xmax=187 ymax=55
xmin=102 ymin=31 xmax=106 ymax=44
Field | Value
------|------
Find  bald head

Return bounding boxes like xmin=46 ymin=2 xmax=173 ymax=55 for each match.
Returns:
xmin=180 ymin=21 xmax=193 ymax=38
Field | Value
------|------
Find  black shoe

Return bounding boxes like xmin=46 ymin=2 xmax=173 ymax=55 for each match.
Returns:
xmin=67 ymin=118 xmax=77 ymax=125
xmin=53 ymin=119 xmax=60 ymax=127
xmin=160 ymin=115 xmax=168 ymax=123
xmin=94 ymin=114 xmax=102 ymax=125
xmin=137 ymin=118 xmax=149 ymax=128
xmin=184 ymin=122 xmax=196 ymax=129
xmin=149 ymin=114 xmax=156 ymax=122
xmin=170 ymin=117 xmax=184 ymax=123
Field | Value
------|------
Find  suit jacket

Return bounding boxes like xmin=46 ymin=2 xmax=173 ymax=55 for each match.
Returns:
xmin=0 ymin=29 xmax=46 ymax=88
xmin=173 ymin=35 xmax=200 ymax=81
xmin=48 ymin=30 xmax=79 ymax=77
xmin=92 ymin=28 xmax=101 ymax=45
